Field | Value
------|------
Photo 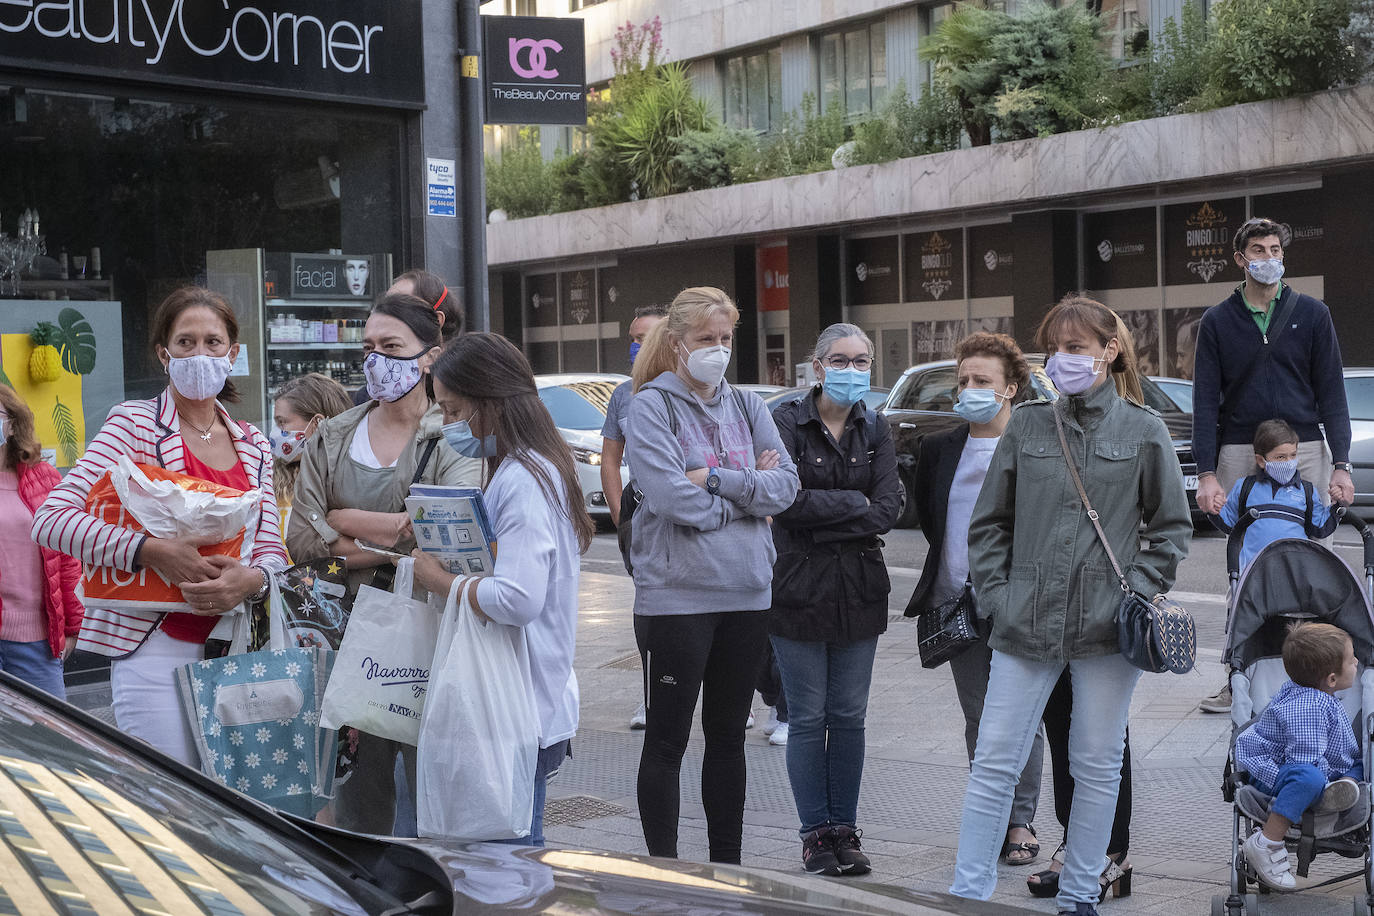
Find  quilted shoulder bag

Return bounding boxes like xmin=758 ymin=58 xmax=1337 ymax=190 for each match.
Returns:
xmin=917 ymin=578 xmax=980 ymax=669
xmin=1052 ymin=409 xmax=1196 ymax=674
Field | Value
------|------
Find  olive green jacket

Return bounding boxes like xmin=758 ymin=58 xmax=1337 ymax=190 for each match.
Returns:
xmin=968 ymin=379 xmax=1192 ymax=662
xmin=285 ymin=401 xmax=482 ymax=595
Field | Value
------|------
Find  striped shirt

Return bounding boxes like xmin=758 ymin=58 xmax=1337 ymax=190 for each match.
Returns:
xmin=31 ymin=390 xmax=287 ymax=657
xmin=1235 ymin=680 xmax=1358 ymax=789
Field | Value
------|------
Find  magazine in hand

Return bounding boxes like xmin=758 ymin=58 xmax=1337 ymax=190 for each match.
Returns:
xmin=406 ymin=485 xmax=497 ymax=576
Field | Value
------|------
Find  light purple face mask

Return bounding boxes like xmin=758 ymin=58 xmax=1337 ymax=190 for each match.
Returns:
xmin=363 ymin=351 xmax=424 ymax=402
xmin=1045 ymin=352 xmax=1106 ymax=396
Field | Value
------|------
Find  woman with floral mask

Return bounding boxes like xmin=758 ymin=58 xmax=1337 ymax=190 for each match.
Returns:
xmin=950 ymin=297 xmax=1191 ymax=916
xmin=33 ymin=287 xmax=288 ymax=765
xmin=270 ymin=372 xmax=351 ymax=539
xmin=767 ymin=323 xmax=901 ymax=876
xmin=624 ymin=286 xmax=800 ymax=865
xmin=907 ymin=332 xmax=1045 ymax=872
xmin=286 ymin=292 xmax=480 ymax=835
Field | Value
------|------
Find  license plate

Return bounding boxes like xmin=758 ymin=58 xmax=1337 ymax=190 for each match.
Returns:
xmin=1183 ymin=475 xmax=1199 ymax=491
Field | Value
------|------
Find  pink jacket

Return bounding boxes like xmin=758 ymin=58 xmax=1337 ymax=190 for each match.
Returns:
xmin=8 ymin=461 xmax=84 ymax=658
xmin=32 ymin=390 xmax=287 ymax=657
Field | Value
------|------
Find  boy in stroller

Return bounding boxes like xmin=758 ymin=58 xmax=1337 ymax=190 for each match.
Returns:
xmin=1236 ymin=622 xmax=1362 ymax=890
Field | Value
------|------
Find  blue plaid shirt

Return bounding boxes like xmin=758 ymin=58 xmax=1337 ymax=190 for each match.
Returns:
xmin=1235 ymin=680 xmax=1358 ymax=789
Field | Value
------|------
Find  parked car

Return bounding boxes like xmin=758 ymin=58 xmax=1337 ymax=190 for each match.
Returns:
xmin=0 ymin=670 xmax=1039 ymax=915
xmin=535 ymin=373 xmax=629 ymax=520
xmin=882 ymin=359 xmax=1198 ymax=528
xmin=1150 ymin=376 xmax=1194 ymax=413
xmin=1344 ymin=368 xmax=1374 ymax=507
xmin=758 ymin=385 xmax=891 ymax=413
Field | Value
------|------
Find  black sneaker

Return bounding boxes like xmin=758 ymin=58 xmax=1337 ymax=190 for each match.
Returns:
xmin=832 ymin=825 xmax=871 ymax=875
xmin=801 ymin=827 xmax=841 ymax=876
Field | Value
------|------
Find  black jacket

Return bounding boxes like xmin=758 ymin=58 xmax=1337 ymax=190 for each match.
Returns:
xmin=905 ymin=425 xmax=970 ymax=617
xmin=1192 ymin=284 xmax=1350 ymax=473
xmin=768 ymin=389 xmax=903 ymax=643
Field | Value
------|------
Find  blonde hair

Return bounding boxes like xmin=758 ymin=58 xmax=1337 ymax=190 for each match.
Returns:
xmin=631 ymin=286 xmax=741 ymax=392
xmin=1035 ymin=295 xmax=1145 ymax=405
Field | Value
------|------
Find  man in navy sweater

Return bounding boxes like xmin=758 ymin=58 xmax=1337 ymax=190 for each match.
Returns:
xmin=1192 ymin=216 xmax=1353 ymax=712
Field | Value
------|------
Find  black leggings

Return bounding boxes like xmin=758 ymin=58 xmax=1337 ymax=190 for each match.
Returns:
xmin=634 ymin=610 xmax=768 ymax=864
xmin=1042 ymin=668 xmax=1132 ymax=857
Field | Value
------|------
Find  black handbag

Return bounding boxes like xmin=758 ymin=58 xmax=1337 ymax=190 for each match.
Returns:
xmin=917 ymin=578 xmax=980 ymax=669
xmin=1052 ymin=409 xmax=1196 ymax=674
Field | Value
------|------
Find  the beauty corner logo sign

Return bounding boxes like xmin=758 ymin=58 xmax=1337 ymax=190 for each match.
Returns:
xmin=483 ymin=14 xmax=586 ymax=126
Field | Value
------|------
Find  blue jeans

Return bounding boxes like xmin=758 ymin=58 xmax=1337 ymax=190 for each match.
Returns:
xmin=950 ymin=650 xmax=1139 ymax=909
xmin=494 ymin=739 xmax=570 ymax=847
xmin=771 ymin=635 xmax=879 ymax=835
xmin=1255 ymin=761 xmax=1363 ymax=824
xmin=0 ymin=639 xmax=64 ymax=700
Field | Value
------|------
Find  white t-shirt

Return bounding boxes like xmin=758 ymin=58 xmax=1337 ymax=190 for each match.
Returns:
xmin=474 ymin=452 xmax=580 ymax=747
xmin=936 ymin=435 xmax=1001 ymax=602
xmin=348 ymin=412 xmax=396 ymax=469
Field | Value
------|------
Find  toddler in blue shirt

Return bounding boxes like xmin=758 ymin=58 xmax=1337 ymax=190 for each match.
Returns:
xmin=1236 ymin=622 xmax=1361 ymax=890
xmin=1219 ymin=419 xmax=1337 ymax=571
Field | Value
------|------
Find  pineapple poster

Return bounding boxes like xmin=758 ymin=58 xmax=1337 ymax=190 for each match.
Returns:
xmin=0 ymin=301 xmax=124 ymax=469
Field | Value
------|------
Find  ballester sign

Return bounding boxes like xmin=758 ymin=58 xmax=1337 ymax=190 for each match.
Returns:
xmin=483 ymin=15 xmax=586 ymax=125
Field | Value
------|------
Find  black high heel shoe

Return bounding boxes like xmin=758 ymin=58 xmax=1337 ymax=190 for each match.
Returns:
xmin=1027 ymin=842 xmax=1064 ymax=898
xmin=1098 ymin=852 xmax=1132 ymax=902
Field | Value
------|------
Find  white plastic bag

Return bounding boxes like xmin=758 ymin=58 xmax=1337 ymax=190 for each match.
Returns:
xmin=319 ymin=559 xmax=439 ymax=744
xmin=110 ymin=454 xmax=262 ymax=545
xmin=417 ymin=579 xmax=540 ymax=842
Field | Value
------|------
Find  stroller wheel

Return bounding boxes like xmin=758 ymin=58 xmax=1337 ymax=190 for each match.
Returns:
xmin=1211 ymin=893 xmax=1263 ymax=915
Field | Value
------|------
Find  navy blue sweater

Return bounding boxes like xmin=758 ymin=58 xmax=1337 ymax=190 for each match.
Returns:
xmin=1192 ymin=284 xmax=1350 ymax=474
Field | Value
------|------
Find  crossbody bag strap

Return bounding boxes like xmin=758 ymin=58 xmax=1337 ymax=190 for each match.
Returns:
xmin=1052 ymin=407 xmax=1129 ymax=593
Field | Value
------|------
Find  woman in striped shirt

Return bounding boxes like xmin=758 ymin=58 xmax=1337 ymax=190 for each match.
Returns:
xmin=33 ymin=287 xmax=286 ymax=767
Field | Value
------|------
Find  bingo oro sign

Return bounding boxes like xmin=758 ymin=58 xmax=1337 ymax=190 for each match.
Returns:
xmin=482 ymin=15 xmax=586 ymax=125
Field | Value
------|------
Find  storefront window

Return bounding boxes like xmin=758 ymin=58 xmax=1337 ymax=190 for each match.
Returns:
xmin=0 ymin=85 xmax=405 ymax=466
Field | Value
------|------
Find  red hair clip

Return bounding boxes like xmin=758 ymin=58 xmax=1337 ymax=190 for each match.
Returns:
xmin=434 ymin=287 xmax=449 ymax=311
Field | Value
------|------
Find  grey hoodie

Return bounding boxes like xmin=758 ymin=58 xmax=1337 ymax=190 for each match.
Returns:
xmin=625 ymin=372 xmax=800 ymax=614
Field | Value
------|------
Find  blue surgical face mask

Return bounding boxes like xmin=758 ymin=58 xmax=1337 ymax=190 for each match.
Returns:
xmin=441 ymin=418 xmax=497 ymax=459
xmin=954 ymin=387 xmax=1010 ymax=425
xmin=1264 ymin=457 xmax=1299 ymax=485
xmin=1045 ymin=351 xmax=1108 ymax=396
xmin=1245 ymin=256 xmax=1285 ymax=286
xmin=629 ymin=341 xmax=641 ymax=365
xmin=822 ymin=367 xmax=870 ymax=408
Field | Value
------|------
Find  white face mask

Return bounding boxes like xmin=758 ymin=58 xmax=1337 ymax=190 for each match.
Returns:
xmin=679 ymin=343 xmax=731 ymax=390
xmin=167 ymin=354 xmax=234 ymax=401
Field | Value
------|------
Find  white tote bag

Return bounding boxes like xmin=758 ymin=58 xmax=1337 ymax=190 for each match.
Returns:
xmin=417 ymin=579 xmax=541 ymax=841
xmin=319 ymin=559 xmax=439 ymax=744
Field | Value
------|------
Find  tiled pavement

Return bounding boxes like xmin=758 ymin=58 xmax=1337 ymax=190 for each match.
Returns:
xmin=547 ymin=546 xmax=1372 ymax=915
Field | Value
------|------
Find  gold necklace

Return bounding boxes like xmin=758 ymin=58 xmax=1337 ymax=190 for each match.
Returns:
xmin=182 ymin=415 xmax=215 ymax=442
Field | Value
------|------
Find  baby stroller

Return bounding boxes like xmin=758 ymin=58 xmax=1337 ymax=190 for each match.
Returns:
xmin=1215 ymin=508 xmax=1374 ymax=916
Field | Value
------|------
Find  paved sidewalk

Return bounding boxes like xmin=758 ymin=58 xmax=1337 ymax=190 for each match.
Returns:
xmin=545 ymin=552 xmax=1371 ymax=915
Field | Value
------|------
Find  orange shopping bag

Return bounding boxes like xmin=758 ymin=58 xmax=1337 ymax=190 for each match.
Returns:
xmin=80 ymin=459 xmax=259 ymax=613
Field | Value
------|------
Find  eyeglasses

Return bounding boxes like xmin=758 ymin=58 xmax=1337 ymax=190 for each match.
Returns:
xmin=823 ymin=355 xmax=872 ymax=371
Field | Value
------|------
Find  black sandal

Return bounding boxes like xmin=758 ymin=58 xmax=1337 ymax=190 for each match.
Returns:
xmin=1027 ymin=841 xmax=1064 ymax=898
xmin=1001 ymin=823 xmax=1039 ymax=865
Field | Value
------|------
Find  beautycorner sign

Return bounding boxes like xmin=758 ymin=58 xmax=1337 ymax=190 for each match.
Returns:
xmin=0 ymin=0 xmax=425 ymax=108
xmin=483 ymin=15 xmax=586 ymax=126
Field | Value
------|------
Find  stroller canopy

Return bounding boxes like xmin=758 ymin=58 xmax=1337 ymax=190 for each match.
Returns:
xmin=1227 ymin=538 xmax=1374 ymax=671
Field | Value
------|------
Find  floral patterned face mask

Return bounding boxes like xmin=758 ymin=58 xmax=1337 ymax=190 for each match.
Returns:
xmin=363 ymin=351 xmax=425 ymax=403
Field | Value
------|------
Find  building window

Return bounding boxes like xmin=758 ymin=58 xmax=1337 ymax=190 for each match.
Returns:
xmin=724 ymin=46 xmax=782 ymax=132
xmin=923 ymin=2 xmax=955 ymax=86
xmin=819 ymin=20 xmax=887 ymax=118
xmin=1097 ymin=0 xmax=1149 ymax=58
xmin=569 ymin=0 xmax=608 ymax=10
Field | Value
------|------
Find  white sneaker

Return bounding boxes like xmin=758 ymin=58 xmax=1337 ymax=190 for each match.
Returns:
xmin=1242 ymin=829 xmax=1295 ymax=891
xmin=746 ymin=711 xmax=755 ymax=729
xmin=761 ymin=707 xmax=781 ymax=736
xmin=629 ymin=703 xmax=646 ymax=730
xmin=769 ymin=722 xmax=789 ymax=746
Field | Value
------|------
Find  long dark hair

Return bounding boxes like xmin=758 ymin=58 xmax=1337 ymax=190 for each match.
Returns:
xmin=151 ymin=286 xmax=241 ymax=402
xmin=431 ymin=333 xmax=595 ymax=552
